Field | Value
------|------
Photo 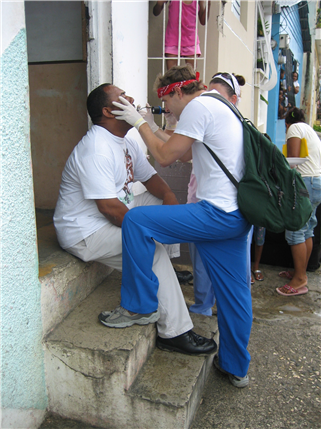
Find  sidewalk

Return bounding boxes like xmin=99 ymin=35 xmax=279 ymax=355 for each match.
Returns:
xmin=190 ymin=262 xmax=321 ymax=429
xmin=40 ymin=263 xmax=321 ymax=429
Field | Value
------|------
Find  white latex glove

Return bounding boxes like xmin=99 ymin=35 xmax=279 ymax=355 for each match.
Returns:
xmin=138 ymin=103 xmax=159 ymax=133
xmin=164 ymin=112 xmax=177 ymax=131
xmin=112 ymin=96 xmax=146 ymax=130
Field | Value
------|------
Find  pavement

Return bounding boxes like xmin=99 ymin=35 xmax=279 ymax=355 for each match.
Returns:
xmin=40 ymin=262 xmax=321 ymax=429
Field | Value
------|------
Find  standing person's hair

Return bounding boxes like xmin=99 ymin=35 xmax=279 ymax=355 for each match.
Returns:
xmin=209 ymin=72 xmax=245 ymax=105
xmin=154 ymin=64 xmax=206 ymax=97
xmin=87 ymin=83 xmax=112 ymax=124
xmin=285 ymin=107 xmax=305 ymax=126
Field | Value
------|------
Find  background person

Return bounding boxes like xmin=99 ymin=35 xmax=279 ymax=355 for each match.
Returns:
xmin=280 ymin=68 xmax=286 ymax=92
xmin=277 ymin=107 xmax=321 ymax=296
xmin=278 ymin=89 xmax=287 ymax=119
xmin=251 ymin=226 xmax=265 ymax=284
xmin=153 ymin=0 xmax=210 ymax=70
xmin=289 ymin=71 xmax=300 ymax=95
xmin=110 ymin=65 xmax=252 ymax=388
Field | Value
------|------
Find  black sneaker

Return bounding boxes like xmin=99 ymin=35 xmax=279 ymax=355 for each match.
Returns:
xmin=174 ymin=269 xmax=193 ymax=284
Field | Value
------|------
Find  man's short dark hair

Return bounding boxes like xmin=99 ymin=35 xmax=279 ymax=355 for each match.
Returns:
xmin=87 ymin=83 xmax=112 ymax=124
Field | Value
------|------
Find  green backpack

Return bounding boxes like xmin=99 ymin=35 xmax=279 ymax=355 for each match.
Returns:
xmin=201 ymin=92 xmax=312 ymax=233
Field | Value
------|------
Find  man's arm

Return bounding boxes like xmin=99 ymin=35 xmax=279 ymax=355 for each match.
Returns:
xmin=286 ymin=137 xmax=301 ymax=157
xmin=95 ymin=198 xmax=128 ymax=227
xmin=153 ymin=1 xmax=167 ymax=16
xmin=154 ymin=127 xmax=171 ymax=142
xmin=143 ymin=173 xmax=179 ymax=205
xmin=95 ymin=173 xmax=178 ymax=227
xmin=199 ymin=1 xmax=211 ymax=25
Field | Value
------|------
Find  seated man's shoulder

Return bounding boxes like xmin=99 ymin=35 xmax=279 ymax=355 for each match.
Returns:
xmin=124 ymin=134 xmax=146 ymax=156
xmin=80 ymin=126 xmax=115 ymax=155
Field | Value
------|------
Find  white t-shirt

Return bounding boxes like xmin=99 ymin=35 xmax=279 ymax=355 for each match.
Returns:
xmin=175 ymin=90 xmax=244 ymax=212
xmin=54 ymin=125 xmax=156 ymax=248
xmin=286 ymin=122 xmax=321 ymax=177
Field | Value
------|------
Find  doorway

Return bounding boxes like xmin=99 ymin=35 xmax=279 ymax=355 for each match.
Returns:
xmin=25 ymin=1 xmax=88 ymax=210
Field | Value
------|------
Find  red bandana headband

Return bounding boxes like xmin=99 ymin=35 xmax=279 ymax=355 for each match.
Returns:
xmin=157 ymin=72 xmax=201 ymax=98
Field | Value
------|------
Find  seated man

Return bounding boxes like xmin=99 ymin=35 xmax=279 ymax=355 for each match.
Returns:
xmin=54 ymin=83 xmax=216 ymax=356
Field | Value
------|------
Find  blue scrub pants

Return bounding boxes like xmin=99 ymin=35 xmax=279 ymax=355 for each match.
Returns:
xmin=189 ymin=226 xmax=253 ymax=317
xmin=121 ymin=200 xmax=252 ymax=377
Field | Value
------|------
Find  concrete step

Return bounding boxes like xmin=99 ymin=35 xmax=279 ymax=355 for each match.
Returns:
xmin=44 ymin=270 xmax=218 ymax=429
xmin=37 ymin=210 xmax=112 ymax=336
xmin=127 ymin=343 xmax=215 ymax=429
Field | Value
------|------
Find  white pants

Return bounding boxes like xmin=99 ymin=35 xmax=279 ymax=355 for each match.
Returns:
xmin=66 ymin=192 xmax=193 ymax=338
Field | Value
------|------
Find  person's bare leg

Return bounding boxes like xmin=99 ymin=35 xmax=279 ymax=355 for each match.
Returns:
xmin=165 ymin=54 xmax=178 ymax=70
xmin=278 ymin=237 xmax=313 ymax=287
xmin=252 ymin=243 xmax=264 ymax=281
xmin=185 ymin=58 xmax=197 ymax=69
xmin=279 ymin=242 xmax=308 ymax=293
xmin=305 ymin=237 xmax=313 ymax=269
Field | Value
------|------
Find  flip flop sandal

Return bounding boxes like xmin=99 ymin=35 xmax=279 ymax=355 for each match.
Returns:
xmin=278 ymin=271 xmax=293 ymax=280
xmin=251 ymin=275 xmax=255 ymax=285
xmin=252 ymin=270 xmax=264 ymax=281
xmin=276 ymin=284 xmax=308 ymax=296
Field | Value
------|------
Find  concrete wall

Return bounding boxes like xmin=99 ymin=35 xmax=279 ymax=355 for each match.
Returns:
xmin=1 ymin=2 xmax=47 ymax=427
xmin=216 ymin=0 xmax=256 ymax=120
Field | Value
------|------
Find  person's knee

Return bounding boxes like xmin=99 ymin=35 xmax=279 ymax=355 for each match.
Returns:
xmin=285 ymin=229 xmax=306 ymax=246
xmin=67 ymin=248 xmax=92 ymax=263
xmin=122 ymin=209 xmax=136 ymax=230
xmin=124 ymin=206 xmax=141 ymax=222
xmin=124 ymin=206 xmax=151 ymax=232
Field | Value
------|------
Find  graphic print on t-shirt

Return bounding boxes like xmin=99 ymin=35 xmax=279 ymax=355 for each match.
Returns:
xmin=119 ymin=148 xmax=134 ymax=206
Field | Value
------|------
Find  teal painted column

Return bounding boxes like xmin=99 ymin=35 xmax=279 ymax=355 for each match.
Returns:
xmin=1 ymin=27 xmax=47 ymax=427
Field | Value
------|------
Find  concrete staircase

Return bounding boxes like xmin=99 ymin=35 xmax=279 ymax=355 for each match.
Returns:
xmin=43 ymin=271 xmax=218 ymax=429
xmin=37 ymin=210 xmax=218 ymax=429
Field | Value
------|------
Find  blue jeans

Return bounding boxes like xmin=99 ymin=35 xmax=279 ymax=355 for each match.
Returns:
xmin=285 ymin=176 xmax=321 ymax=245
xmin=188 ymin=242 xmax=215 ymax=316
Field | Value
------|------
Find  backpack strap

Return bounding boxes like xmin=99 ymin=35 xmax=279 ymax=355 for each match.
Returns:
xmin=203 ymin=143 xmax=239 ymax=189
xmin=200 ymin=92 xmax=242 ymax=189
